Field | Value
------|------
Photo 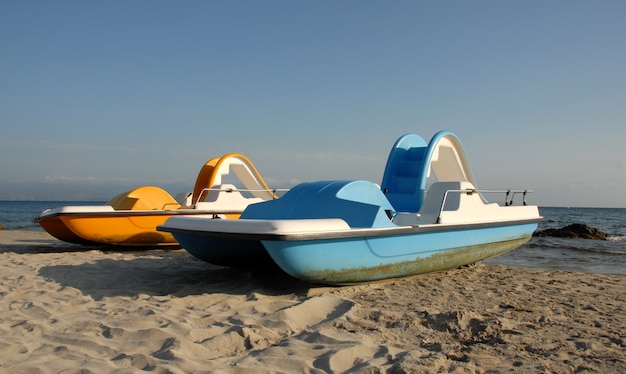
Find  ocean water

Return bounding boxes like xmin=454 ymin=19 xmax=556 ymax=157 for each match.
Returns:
xmin=485 ymin=207 xmax=626 ymax=276
xmin=0 ymin=201 xmax=105 ymax=230
xmin=1 ymin=201 xmax=625 ymax=276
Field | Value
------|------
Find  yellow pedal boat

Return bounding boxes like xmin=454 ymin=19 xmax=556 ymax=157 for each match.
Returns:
xmin=35 ymin=153 xmax=278 ymax=246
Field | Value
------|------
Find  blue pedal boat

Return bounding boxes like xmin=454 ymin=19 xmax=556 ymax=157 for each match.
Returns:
xmin=158 ymin=131 xmax=542 ymax=284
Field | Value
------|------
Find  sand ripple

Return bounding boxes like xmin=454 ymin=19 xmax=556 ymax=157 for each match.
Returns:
xmin=1 ymin=230 xmax=625 ymax=373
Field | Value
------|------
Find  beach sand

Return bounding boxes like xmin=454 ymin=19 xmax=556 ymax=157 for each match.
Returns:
xmin=1 ymin=230 xmax=624 ymax=373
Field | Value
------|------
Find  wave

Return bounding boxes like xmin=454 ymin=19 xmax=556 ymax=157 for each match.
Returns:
xmin=607 ymin=235 xmax=626 ymax=242
xmin=524 ymin=236 xmax=626 ymax=255
xmin=1 ymin=221 xmax=43 ymax=231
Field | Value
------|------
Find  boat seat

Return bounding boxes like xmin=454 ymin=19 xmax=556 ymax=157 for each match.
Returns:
xmin=381 ymin=136 xmax=428 ymax=213
xmin=393 ymin=181 xmax=467 ymax=225
xmin=175 ymin=192 xmax=193 ymax=208
xmin=195 ymin=184 xmax=265 ymax=211
xmin=107 ymin=186 xmax=181 ymax=210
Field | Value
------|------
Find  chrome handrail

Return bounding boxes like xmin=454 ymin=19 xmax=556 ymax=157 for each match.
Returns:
xmin=195 ymin=187 xmax=290 ymax=205
xmin=161 ymin=202 xmax=181 ymax=210
xmin=438 ymin=188 xmax=534 ymax=223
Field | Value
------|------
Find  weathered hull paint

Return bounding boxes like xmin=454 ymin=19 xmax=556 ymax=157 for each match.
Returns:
xmin=262 ymin=223 xmax=537 ymax=284
xmin=277 ymin=236 xmax=530 ymax=285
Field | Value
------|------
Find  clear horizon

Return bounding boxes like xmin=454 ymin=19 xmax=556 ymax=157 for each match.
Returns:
xmin=2 ymin=1 xmax=625 ymax=208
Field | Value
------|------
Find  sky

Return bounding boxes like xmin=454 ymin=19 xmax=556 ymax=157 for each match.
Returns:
xmin=1 ymin=1 xmax=625 ymax=207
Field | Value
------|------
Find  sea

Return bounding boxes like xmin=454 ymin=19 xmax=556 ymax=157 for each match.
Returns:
xmin=1 ymin=201 xmax=625 ymax=276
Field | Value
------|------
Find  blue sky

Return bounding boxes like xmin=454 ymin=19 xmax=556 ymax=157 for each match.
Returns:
xmin=1 ymin=1 xmax=625 ymax=207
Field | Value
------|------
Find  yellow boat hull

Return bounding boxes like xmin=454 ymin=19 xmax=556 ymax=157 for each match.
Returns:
xmin=38 ymin=215 xmax=100 ymax=245
xmin=51 ymin=212 xmax=240 ymax=246
xmin=38 ymin=208 xmax=242 ymax=247
xmin=36 ymin=153 xmax=274 ymax=247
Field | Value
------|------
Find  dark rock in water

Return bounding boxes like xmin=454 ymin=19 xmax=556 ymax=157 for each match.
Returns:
xmin=534 ymin=223 xmax=608 ymax=240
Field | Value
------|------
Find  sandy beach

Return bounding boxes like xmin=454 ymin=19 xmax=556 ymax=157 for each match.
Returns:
xmin=1 ymin=230 xmax=624 ymax=373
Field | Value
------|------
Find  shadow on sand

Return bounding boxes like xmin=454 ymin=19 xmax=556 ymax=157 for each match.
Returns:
xmin=37 ymin=252 xmax=312 ymax=300
xmin=1 ymin=238 xmax=180 ymax=254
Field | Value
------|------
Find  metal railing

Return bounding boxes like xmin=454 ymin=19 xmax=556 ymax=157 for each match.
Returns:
xmin=433 ymin=188 xmax=533 ymax=224
xmin=194 ymin=187 xmax=290 ymax=205
xmin=441 ymin=188 xmax=533 ymax=209
xmin=162 ymin=202 xmax=182 ymax=210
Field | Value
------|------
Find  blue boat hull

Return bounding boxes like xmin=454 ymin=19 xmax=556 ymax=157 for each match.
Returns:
xmin=173 ymin=233 xmax=273 ymax=268
xmin=158 ymin=131 xmax=543 ymax=284
xmin=262 ymin=222 xmax=537 ymax=284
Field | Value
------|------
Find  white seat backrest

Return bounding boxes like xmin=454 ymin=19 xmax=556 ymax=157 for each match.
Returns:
xmin=420 ymin=181 xmax=465 ymax=214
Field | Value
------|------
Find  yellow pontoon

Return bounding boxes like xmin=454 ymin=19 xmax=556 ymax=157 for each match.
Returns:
xmin=36 ymin=153 xmax=278 ymax=246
